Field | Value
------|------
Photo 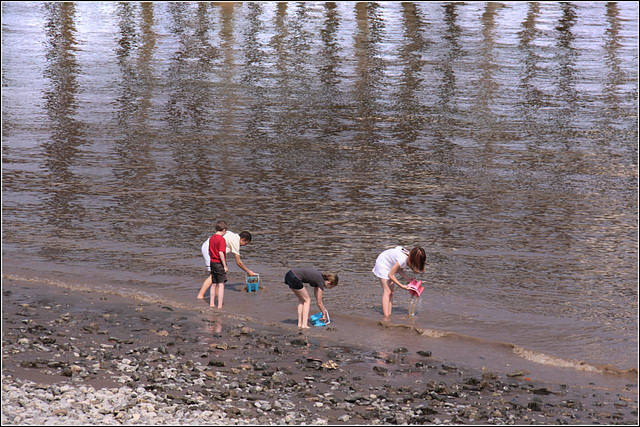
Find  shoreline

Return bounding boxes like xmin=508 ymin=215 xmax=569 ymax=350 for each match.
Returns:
xmin=2 ymin=274 xmax=638 ymax=425
xmin=3 ymin=262 xmax=637 ymax=387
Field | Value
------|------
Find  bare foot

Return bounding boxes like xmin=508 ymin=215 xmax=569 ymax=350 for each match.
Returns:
xmin=298 ymin=325 xmax=310 ymax=329
xmin=197 ymin=296 xmax=204 ymax=299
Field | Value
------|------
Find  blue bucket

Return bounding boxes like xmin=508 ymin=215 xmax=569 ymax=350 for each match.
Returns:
xmin=309 ymin=311 xmax=330 ymax=326
xmin=246 ymin=275 xmax=260 ymax=292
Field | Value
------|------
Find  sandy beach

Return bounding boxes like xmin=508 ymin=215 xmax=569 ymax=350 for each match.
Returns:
xmin=2 ymin=275 xmax=638 ymax=425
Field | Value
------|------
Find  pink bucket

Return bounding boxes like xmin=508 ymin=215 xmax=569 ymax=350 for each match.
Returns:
xmin=407 ymin=279 xmax=424 ymax=297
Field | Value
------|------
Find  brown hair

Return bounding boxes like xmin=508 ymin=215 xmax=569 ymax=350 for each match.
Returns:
xmin=215 ymin=220 xmax=228 ymax=232
xmin=322 ymin=273 xmax=339 ymax=287
xmin=408 ymin=247 xmax=426 ymax=273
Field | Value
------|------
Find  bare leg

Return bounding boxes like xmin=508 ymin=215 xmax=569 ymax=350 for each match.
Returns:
xmin=380 ymin=278 xmax=395 ymax=317
xmin=216 ymin=283 xmax=225 ymax=309
xmin=292 ymin=288 xmax=311 ymax=328
xmin=197 ymin=275 xmax=212 ymax=299
xmin=210 ymin=283 xmax=218 ymax=307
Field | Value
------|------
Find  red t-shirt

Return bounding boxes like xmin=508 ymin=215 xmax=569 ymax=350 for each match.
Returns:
xmin=208 ymin=234 xmax=227 ymax=264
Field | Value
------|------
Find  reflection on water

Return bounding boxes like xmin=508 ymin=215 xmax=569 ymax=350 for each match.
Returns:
xmin=604 ymin=2 xmax=626 ymax=119
xmin=2 ymin=2 xmax=638 ymax=369
xmin=41 ymin=2 xmax=86 ymax=251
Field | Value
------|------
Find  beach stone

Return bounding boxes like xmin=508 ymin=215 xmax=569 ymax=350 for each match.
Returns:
xmin=321 ymin=360 xmax=338 ymax=370
xmin=373 ymin=366 xmax=387 ymax=376
xmin=563 ymin=400 xmax=584 ymax=410
xmin=393 ymin=347 xmax=408 ymax=354
xmin=255 ymin=400 xmax=272 ymax=411
xmin=305 ymin=359 xmax=322 ymax=370
xmin=345 ymin=394 xmax=364 ymax=403
xmin=528 ymin=398 xmax=543 ymax=411
xmin=465 ymin=377 xmax=481 ymax=385
xmin=362 ymin=410 xmax=377 ymax=420
xmin=417 ymin=350 xmax=432 ymax=357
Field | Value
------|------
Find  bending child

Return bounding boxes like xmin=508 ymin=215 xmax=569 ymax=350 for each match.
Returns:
xmin=284 ymin=268 xmax=338 ymax=329
xmin=372 ymin=246 xmax=426 ymax=317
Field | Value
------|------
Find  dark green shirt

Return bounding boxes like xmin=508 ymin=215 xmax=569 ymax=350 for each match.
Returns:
xmin=291 ymin=268 xmax=325 ymax=290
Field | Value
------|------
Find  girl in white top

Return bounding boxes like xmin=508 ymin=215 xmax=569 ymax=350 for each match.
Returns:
xmin=372 ymin=246 xmax=426 ymax=317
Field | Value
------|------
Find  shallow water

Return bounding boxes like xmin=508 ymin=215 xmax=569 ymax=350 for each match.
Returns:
xmin=2 ymin=2 xmax=638 ymax=376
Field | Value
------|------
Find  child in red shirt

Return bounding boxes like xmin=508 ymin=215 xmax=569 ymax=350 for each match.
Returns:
xmin=208 ymin=221 xmax=229 ymax=308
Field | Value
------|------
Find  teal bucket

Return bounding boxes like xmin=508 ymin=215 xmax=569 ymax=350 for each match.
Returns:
xmin=246 ymin=275 xmax=260 ymax=292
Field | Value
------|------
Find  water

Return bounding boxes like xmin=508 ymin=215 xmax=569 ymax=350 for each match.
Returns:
xmin=2 ymin=1 xmax=638 ymax=381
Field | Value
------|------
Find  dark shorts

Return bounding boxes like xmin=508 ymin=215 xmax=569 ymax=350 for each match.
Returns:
xmin=284 ymin=270 xmax=303 ymax=290
xmin=210 ymin=262 xmax=227 ymax=284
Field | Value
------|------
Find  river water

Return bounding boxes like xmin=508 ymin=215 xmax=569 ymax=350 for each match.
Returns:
xmin=2 ymin=2 xmax=638 ymax=384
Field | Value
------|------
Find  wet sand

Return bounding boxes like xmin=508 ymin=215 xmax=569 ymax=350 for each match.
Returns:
xmin=2 ymin=276 xmax=638 ymax=425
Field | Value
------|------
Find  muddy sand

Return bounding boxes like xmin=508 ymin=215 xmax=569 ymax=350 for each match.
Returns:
xmin=2 ymin=276 xmax=638 ymax=425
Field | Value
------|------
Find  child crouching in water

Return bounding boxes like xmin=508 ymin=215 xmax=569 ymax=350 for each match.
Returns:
xmin=284 ymin=268 xmax=338 ymax=329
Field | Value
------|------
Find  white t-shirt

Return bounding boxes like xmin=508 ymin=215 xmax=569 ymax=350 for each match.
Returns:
xmin=202 ymin=231 xmax=241 ymax=268
xmin=372 ymin=246 xmax=409 ymax=279
xmin=224 ymin=231 xmax=241 ymax=256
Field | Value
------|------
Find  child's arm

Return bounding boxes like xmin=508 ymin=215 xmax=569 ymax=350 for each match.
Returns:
xmin=388 ymin=262 xmax=409 ymax=290
xmin=314 ymin=287 xmax=328 ymax=320
xmin=219 ymin=251 xmax=228 ymax=272
xmin=398 ymin=268 xmax=412 ymax=283
xmin=217 ymin=238 xmax=228 ymax=272
xmin=234 ymin=253 xmax=256 ymax=276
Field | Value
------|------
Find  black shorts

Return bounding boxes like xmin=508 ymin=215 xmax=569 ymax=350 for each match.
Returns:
xmin=210 ymin=262 xmax=227 ymax=284
xmin=284 ymin=270 xmax=303 ymax=290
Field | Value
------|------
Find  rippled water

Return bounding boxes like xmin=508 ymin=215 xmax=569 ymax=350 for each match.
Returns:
xmin=2 ymin=2 xmax=638 ymax=371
